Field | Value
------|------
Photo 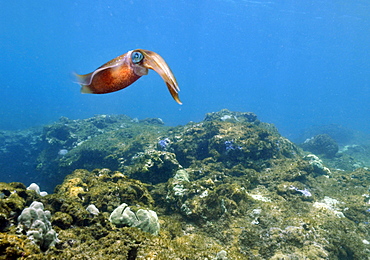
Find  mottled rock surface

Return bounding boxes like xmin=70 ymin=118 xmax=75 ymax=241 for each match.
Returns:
xmin=1 ymin=110 xmax=370 ymax=259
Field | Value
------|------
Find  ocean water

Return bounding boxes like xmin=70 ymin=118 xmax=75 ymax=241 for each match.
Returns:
xmin=1 ymin=0 xmax=370 ymax=138
xmin=2 ymin=3 xmax=370 ymax=257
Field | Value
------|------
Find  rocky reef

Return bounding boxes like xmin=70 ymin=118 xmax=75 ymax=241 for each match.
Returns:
xmin=0 ymin=109 xmax=370 ymax=259
xmin=301 ymin=134 xmax=339 ymax=158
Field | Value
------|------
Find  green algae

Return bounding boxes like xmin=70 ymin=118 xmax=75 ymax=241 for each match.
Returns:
xmin=1 ymin=110 xmax=370 ymax=259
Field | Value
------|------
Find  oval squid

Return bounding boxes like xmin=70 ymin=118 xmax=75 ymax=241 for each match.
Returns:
xmin=75 ymin=49 xmax=181 ymax=104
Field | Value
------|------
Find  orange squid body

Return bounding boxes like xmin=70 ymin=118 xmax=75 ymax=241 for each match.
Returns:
xmin=76 ymin=49 xmax=182 ymax=104
xmin=77 ymin=52 xmax=146 ymax=94
xmin=85 ymin=61 xmax=140 ymax=94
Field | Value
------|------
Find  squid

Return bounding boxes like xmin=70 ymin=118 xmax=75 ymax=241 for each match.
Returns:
xmin=75 ymin=49 xmax=181 ymax=104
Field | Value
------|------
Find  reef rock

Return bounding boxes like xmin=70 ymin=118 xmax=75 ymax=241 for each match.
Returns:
xmin=0 ymin=182 xmax=39 ymax=232
xmin=301 ymin=133 xmax=339 ymax=158
xmin=1 ymin=110 xmax=370 ymax=259
xmin=127 ymin=150 xmax=181 ymax=184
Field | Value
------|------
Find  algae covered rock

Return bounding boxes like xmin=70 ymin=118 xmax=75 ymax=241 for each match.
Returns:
xmin=0 ymin=182 xmax=39 ymax=232
xmin=170 ymin=112 xmax=300 ymax=170
xmin=51 ymin=168 xmax=154 ymax=217
xmin=303 ymin=154 xmax=331 ymax=176
xmin=0 ymin=233 xmax=42 ymax=259
xmin=2 ymin=110 xmax=370 ymax=259
xmin=127 ymin=150 xmax=181 ymax=184
xmin=299 ymin=123 xmax=354 ymax=145
xmin=0 ymin=128 xmax=43 ymax=186
xmin=35 ymin=114 xmax=170 ymax=191
xmin=204 ymin=109 xmax=258 ymax=123
xmin=301 ymin=133 xmax=339 ymax=158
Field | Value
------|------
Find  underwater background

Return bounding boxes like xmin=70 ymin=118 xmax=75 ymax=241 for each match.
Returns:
xmin=2 ymin=0 xmax=370 ymax=137
xmin=2 ymin=1 xmax=370 ymax=259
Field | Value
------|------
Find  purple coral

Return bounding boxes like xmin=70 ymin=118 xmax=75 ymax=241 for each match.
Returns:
xmin=290 ymin=186 xmax=312 ymax=197
xmin=224 ymin=140 xmax=242 ymax=152
xmin=157 ymin=138 xmax=171 ymax=151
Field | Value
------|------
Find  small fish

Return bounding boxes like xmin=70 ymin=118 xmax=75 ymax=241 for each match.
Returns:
xmin=75 ymin=49 xmax=181 ymax=104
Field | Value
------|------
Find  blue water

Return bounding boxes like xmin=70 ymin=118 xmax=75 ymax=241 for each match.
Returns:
xmin=1 ymin=0 xmax=370 ymax=138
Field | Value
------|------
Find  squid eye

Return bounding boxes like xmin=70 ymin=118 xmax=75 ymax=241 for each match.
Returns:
xmin=132 ymin=51 xmax=144 ymax=64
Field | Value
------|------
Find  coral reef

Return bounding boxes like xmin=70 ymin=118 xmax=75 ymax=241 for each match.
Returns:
xmin=301 ymin=134 xmax=339 ymax=158
xmin=109 ymin=203 xmax=160 ymax=235
xmin=0 ymin=128 xmax=43 ymax=185
xmin=17 ymin=201 xmax=59 ymax=251
xmin=1 ymin=109 xmax=370 ymax=259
